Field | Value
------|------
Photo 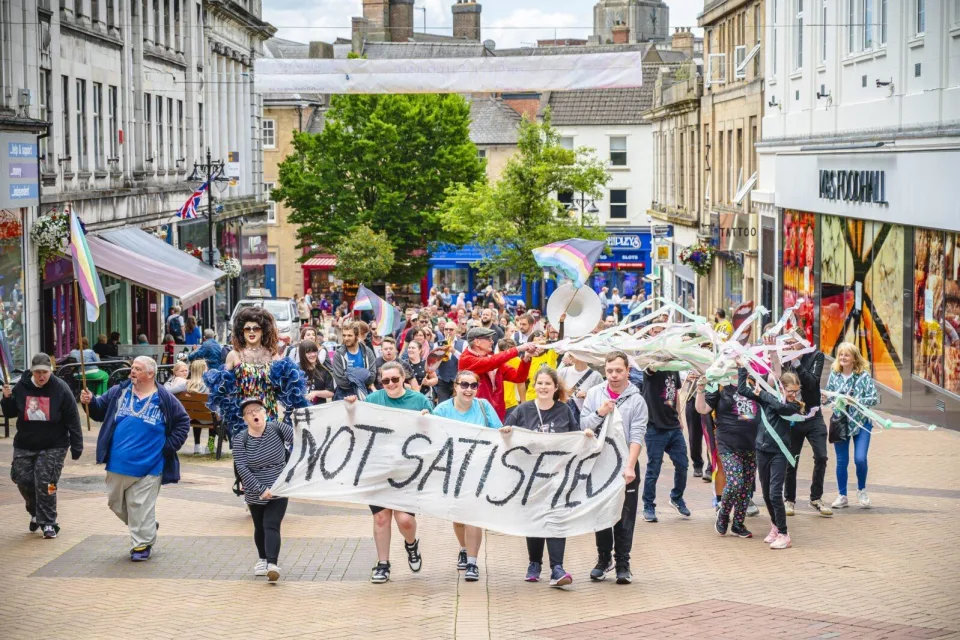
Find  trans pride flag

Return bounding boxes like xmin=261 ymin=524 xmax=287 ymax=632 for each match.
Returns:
xmin=532 ymin=238 xmax=606 ymax=289
xmin=69 ymin=210 xmax=106 ymax=322
xmin=353 ymin=285 xmax=402 ymax=338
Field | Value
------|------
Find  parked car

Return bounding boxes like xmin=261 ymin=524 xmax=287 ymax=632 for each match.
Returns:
xmin=229 ymin=295 xmax=301 ymax=348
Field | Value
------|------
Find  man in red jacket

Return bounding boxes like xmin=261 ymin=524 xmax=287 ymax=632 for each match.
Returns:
xmin=458 ymin=327 xmax=537 ymax=419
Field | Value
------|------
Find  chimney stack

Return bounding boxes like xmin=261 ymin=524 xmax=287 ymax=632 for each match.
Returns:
xmin=309 ymin=41 xmax=334 ymax=59
xmin=612 ymin=21 xmax=630 ymax=44
xmin=390 ymin=0 xmax=415 ymax=42
xmin=672 ymin=27 xmax=694 ymax=59
xmin=452 ymin=1 xmax=481 ymax=41
xmin=362 ymin=0 xmax=390 ymax=41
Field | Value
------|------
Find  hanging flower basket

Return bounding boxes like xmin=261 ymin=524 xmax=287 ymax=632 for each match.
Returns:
xmin=678 ymin=241 xmax=716 ymax=277
xmin=183 ymin=243 xmax=203 ymax=259
xmin=30 ymin=209 xmax=70 ymax=268
xmin=216 ymin=257 xmax=242 ymax=278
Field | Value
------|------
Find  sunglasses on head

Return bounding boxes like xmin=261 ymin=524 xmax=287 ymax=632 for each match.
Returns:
xmin=457 ymin=381 xmax=479 ymax=390
xmin=382 ymin=376 xmax=403 ymax=385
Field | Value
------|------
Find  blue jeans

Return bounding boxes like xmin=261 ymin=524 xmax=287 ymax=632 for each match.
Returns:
xmin=642 ymin=426 xmax=688 ymax=509
xmin=834 ymin=422 xmax=872 ymax=495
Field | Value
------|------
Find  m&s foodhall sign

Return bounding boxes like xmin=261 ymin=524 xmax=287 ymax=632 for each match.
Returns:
xmin=818 ymin=169 xmax=889 ymax=205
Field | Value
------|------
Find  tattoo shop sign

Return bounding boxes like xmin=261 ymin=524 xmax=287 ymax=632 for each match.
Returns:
xmin=271 ymin=402 xmax=628 ymax=538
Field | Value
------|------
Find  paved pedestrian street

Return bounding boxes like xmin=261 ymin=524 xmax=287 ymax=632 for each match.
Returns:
xmin=1 ymin=418 xmax=958 ymax=640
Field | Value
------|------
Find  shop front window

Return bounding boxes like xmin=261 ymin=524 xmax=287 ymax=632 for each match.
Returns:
xmin=0 ymin=210 xmax=26 ymax=372
xmin=820 ymin=215 xmax=904 ymax=393
xmin=914 ymin=228 xmax=945 ymax=388
xmin=723 ymin=257 xmax=744 ymax=313
xmin=783 ymin=210 xmax=816 ymax=343
xmin=496 ymin=270 xmax=521 ymax=295
xmin=617 ymin=270 xmax=642 ymax=299
xmin=945 ymin=233 xmax=960 ymax=395
xmin=432 ymin=268 xmax=468 ymax=294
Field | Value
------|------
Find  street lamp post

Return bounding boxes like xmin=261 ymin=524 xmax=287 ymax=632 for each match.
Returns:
xmin=186 ymin=148 xmax=225 ymax=336
xmin=564 ymin=192 xmax=600 ymax=222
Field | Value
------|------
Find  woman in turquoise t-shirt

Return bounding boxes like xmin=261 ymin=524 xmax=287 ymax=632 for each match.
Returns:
xmin=432 ymin=369 xmax=501 ymax=583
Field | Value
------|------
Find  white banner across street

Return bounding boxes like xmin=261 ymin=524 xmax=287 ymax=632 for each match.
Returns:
xmin=271 ymin=402 xmax=628 ymax=538
xmin=255 ymin=52 xmax=643 ymax=95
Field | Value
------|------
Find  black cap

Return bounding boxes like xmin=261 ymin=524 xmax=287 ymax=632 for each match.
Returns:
xmin=239 ymin=397 xmax=266 ymax=413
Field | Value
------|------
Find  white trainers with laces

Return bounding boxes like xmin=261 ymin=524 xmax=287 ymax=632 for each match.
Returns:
xmin=831 ymin=494 xmax=849 ymax=509
xmin=769 ymin=533 xmax=792 ymax=549
xmin=809 ymin=499 xmax=833 ymax=517
xmin=254 ymin=559 xmax=268 ymax=576
xmin=267 ymin=563 xmax=281 ymax=582
xmin=857 ymin=489 xmax=871 ymax=508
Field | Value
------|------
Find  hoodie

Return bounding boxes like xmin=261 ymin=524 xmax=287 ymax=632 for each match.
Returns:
xmin=2 ymin=375 xmax=82 ymax=456
xmin=735 ymin=368 xmax=803 ymax=455
xmin=580 ymin=383 xmax=648 ymax=446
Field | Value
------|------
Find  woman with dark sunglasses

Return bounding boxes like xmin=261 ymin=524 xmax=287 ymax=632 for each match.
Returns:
xmin=432 ymin=369 xmax=501 ymax=582
xmin=502 ymin=366 xmax=587 ymax=588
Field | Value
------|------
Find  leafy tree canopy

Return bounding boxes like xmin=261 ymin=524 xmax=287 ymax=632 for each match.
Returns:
xmin=438 ymin=111 xmax=610 ymax=286
xmin=273 ymin=93 xmax=485 ymax=283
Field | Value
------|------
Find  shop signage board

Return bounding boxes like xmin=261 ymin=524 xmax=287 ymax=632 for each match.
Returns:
xmin=652 ymin=225 xmax=671 ymax=238
xmin=653 ymin=239 xmax=673 ymax=266
xmin=225 ymin=151 xmax=241 ymax=179
xmin=1 ymin=133 xmax=39 ymax=208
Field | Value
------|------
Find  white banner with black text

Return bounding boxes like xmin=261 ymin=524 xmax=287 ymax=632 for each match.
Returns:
xmin=271 ymin=402 xmax=628 ymax=538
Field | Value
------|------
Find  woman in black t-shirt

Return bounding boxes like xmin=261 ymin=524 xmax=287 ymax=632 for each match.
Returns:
xmin=502 ymin=366 xmax=588 ymax=588
xmin=695 ymin=372 xmax=760 ymax=539
xmin=298 ymin=340 xmax=334 ymax=405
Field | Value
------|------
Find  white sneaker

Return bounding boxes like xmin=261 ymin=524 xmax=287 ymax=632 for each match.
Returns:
xmin=857 ymin=489 xmax=871 ymax=508
xmin=769 ymin=533 xmax=792 ymax=549
xmin=194 ymin=444 xmax=203 ymax=455
xmin=809 ymin=499 xmax=833 ymax=517
xmin=784 ymin=501 xmax=795 ymax=516
xmin=831 ymin=494 xmax=849 ymax=509
xmin=254 ymin=559 xmax=268 ymax=576
xmin=267 ymin=563 xmax=281 ymax=582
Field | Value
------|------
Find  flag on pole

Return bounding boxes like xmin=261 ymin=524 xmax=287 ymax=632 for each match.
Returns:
xmin=69 ymin=210 xmax=107 ymax=322
xmin=177 ymin=170 xmax=217 ymax=219
xmin=0 ymin=328 xmax=13 ymax=377
xmin=353 ymin=285 xmax=402 ymax=337
xmin=532 ymin=238 xmax=606 ymax=289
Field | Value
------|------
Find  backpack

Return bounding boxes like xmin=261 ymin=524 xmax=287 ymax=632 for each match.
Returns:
xmin=231 ymin=422 xmax=292 ymax=497
xmin=167 ymin=315 xmax=183 ymax=339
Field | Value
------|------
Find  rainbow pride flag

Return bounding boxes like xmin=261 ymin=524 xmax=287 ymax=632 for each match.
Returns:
xmin=354 ymin=285 xmax=401 ymax=338
xmin=532 ymin=238 xmax=606 ymax=288
xmin=69 ymin=210 xmax=106 ymax=322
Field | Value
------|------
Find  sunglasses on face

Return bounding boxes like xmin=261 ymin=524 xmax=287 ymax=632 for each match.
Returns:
xmin=244 ymin=326 xmax=262 ymax=333
xmin=382 ymin=376 xmax=403 ymax=385
xmin=457 ymin=381 xmax=480 ymax=390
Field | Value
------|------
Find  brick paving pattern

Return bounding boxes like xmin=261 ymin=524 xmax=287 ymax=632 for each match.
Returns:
xmin=0 ymin=416 xmax=958 ymax=639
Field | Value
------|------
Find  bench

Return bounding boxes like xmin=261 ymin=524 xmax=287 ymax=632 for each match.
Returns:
xmin=176 ymin=391 xmax=227 ymax=459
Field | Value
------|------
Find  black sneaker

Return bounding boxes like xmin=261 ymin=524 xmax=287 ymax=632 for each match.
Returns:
xmin=589 ymin=554 xmax=614 ymax=581
xmin=370 ymin=561 xmax=391 ymax=584
xmin=457 ymin=549 xmax=468 ymax=571
xmin=405 ymin=539 xmax=422 ymax=572
xmin=29 ymin=517 xmax=39 ymax=532
xmin=692 ymin=467 xmax=703 ymax=478
xmin=715 ymin=510 xmax=729 ymax=536
xmin=41 ymin=524 xmax=57 ymax=539
xmin=615 ymin=564 xmax=632 ymax=585
xmin=464 ymin=563 xmax=480 ymax=582
xmin=670 ymin=497 xmax=691 ymax=517
xmin=730 ymin=525 xmax=753 ymax=538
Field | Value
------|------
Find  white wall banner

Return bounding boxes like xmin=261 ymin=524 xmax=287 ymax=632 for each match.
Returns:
xmin=271 ymin=402 xmax=628 ymax=538
xmin=255 ymin=52 xmax=643 ymax=95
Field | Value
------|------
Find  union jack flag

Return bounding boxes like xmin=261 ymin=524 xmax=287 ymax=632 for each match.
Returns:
xmin=177 ymin=171 xmax=217 ymax=219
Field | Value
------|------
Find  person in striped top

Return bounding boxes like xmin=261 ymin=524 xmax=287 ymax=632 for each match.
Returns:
xmin=232 ymin=397 xmax=293 ymax=583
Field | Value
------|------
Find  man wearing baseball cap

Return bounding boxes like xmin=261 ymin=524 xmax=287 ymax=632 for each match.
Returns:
xmin=458 ymin=327 xmax=537 ymax=420
xmin=2 ymin=353 xmax=83 ymax=539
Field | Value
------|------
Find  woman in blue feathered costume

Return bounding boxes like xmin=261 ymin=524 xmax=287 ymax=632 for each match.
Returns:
xmin=204 ymin=307 xmax=307 ymax=437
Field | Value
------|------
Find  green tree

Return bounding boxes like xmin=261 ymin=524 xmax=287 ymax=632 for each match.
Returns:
xmin=438 ymin=111 xmax=610 ymax=294
xmin=333 ymin=224 xmax=395 ymax=284
xmin=272 ymin=93 xmax=485 ymax=283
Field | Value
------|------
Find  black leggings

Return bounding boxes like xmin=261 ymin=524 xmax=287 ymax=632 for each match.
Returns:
xmin=526 ymin=537 xmax=566 ymax=568
xmin=193 ymin=427 xmax=214 ymax=445
xmin=757 ymin=451 xmax=788 ymax=534
xmin=249 ymin=498 xmax=288 ymax=564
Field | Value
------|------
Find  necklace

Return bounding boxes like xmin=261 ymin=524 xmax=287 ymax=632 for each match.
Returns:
xmin=126 ymin=387 xmax=157 ymax=418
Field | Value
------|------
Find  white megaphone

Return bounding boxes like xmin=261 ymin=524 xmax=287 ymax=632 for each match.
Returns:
xmin=547 ymin=284 xmax=603 ymax=338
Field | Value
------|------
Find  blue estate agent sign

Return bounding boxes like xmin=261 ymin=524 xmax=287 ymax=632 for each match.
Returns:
xmin=1 ymin=133 xmax=40 ymax=208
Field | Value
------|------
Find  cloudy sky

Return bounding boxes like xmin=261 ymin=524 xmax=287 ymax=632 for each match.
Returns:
xmin=265 ymin=0 xmax=704 ymax=49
